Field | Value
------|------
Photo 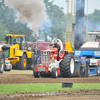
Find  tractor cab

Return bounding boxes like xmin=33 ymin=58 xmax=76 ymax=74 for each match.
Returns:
xmin=80 ymin=31 xmax=100 ymax=50
xmin=88 ymin=31 xmax=100 ymax=42
xmin=5 ymin=34 xmax=25 ymax=50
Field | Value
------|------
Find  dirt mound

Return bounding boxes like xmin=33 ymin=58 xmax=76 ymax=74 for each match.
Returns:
xmin=0 ymin=90 xmax=100 ymax=100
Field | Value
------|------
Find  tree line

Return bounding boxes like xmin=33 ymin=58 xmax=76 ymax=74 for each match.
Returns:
xmin=0 ymin=0 xmax=100 ymax=42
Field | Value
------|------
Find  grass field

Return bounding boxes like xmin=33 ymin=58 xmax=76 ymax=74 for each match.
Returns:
xmin=0 ymin=83 xmax=100 ymax=94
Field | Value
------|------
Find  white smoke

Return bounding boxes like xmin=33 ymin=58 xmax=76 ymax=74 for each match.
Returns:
xmin=4 ymin=0 xmax=46 ymax=35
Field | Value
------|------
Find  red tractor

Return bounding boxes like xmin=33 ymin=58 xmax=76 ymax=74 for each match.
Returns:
xmin=33 ymin=38 xmax=75 ymax=78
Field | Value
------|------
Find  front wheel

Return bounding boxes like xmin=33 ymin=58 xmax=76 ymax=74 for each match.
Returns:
xmin=51 ymin=67 xmax=58 ymax=78
xmin=33 ymin=67 xmax=39 ymax=78
xmin=17 ymin=55 xmax=27 ymax=70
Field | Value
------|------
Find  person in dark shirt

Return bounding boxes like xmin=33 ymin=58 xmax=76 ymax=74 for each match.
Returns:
xmin=53 ymin=42 xmax=60 ymax=61
xmin=95 ymin=35 xmax=99 ymax=42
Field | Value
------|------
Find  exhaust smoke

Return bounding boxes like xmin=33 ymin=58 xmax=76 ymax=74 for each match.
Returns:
xmin=74 ymin=0 xmax=86 ymax=49
xmin=4 ymin=0 xmax=46 ymax=35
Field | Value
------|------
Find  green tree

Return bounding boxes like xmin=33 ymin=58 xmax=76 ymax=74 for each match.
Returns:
xmin=0 ymin=0 xmax=67 ymax=42
xmin=0 ymin=0 xmax=34 ymax=42
xmin=43 ymin=0 xmax=67 ymax=42
xmin=0 ymin=22 xmax=6 ymax=41
xmin=88 ymin=9 xmax=100 ymax=30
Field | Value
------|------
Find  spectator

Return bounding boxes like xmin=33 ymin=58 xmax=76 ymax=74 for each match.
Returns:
xmin=95 ymin=35 xmax=99 ymax=42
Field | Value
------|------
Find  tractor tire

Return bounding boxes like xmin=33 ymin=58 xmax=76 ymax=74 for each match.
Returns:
xmin=51 ymin=67 xmax=58 ymax=78
xmin=33 ymin=67 xmax=39 ymax=78
xmin=31 ymin=54 xmax=38 ymax=70
xmin=97 ymin=66 xmax=100 ymax=76
xmin=17 ymin=55 xmax=27 ymax=70
xmin=27 ymin=63 xmax=33 ymax=70
xmin=60 ymin=53 xmax=75 ymax=78
xmin=32 ymin=57 xmax=37 ymax=70
xmin=12 ymin=65 xmax=17 ymax=69
xmin=0 ymin=52 xmax=5 ymax=73
xmin=4 ymin=69 xmax=11 ymax=71
xmin=27 ymin=58 xmax=33 ymax=70
xmin=85 ymin=61 xmax=89 ymax=77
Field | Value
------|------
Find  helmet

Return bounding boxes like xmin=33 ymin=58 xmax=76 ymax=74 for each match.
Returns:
xmin=54 ymin=42 xmax=58 ymax=46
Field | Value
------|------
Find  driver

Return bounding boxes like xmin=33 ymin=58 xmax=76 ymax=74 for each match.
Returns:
xmin=53 ymin=42 xmax=60 ymax=61
xmin=95 ymin=35 xmax=99 ymax=42
xmin=53 ymin=42 xmax=60 ymax=53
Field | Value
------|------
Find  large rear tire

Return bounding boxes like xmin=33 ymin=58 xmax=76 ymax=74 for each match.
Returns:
xmin=60 ymin=53 xmax=74 ymax=77
xmin=0 ymin=52 xmax=5 ymax=73
xmin=17 ymin=55 xmax=27 ymax=70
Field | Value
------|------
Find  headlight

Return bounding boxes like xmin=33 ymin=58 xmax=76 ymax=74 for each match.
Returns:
xmin=49 ymin=66 xmax=51 ymax=68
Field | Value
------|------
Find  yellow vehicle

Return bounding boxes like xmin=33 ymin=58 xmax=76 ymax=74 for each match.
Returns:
xmin=1 ymin=34 xmax=34 ymax=70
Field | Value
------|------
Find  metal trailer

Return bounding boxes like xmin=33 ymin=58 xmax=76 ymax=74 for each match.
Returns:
xmin=74 ymin=31 xmax=100 ymax=77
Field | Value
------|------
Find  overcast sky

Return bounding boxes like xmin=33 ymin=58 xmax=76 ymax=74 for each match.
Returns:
xmin=53 ymin=0 xmax=100 ymax=14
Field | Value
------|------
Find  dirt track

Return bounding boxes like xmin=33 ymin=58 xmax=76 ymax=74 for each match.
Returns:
xmin=0 ymin=70 xmax=100 ymax=100
xmin=0 ymin=70 xmax=100 ymax=84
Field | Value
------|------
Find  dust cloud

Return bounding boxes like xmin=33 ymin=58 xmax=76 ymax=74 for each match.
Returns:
xmin=4 ymin=0 xmax=46 ymax=35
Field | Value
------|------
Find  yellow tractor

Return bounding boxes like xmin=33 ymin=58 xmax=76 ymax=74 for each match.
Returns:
xmin=1 ymin=34 xmax=35 ymax=70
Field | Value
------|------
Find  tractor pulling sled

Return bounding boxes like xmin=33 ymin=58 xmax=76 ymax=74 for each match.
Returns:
xmin=33 ymin=38 xmax=75 ymax=78
xmin=74 ymin=31 xmax=100 ymax=77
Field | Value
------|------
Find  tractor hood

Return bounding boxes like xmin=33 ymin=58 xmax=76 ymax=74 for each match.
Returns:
xmin=80 ymin=42 xmax=100 ymax=50
xmin=46 ymin=48 xmax=58 ymax=52
xmin=41 ymin=48 xmax=58 ymax=54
